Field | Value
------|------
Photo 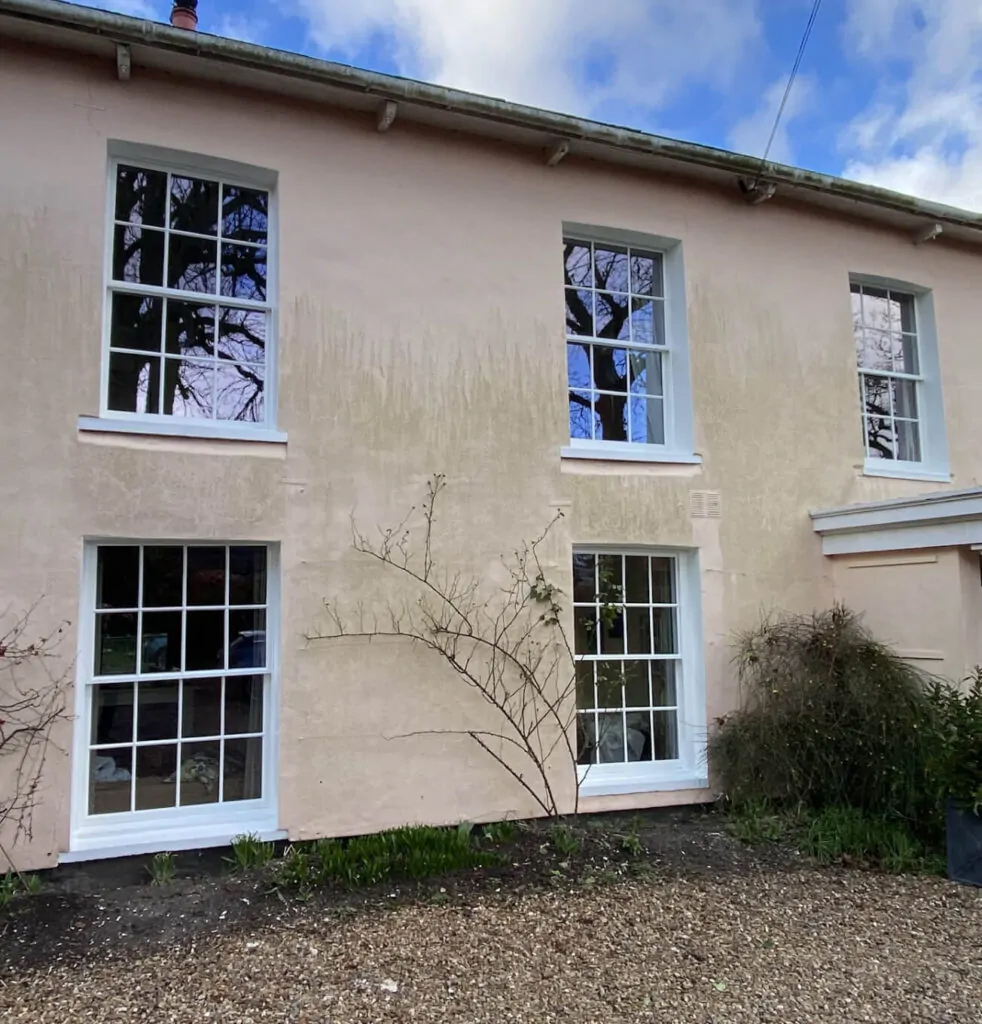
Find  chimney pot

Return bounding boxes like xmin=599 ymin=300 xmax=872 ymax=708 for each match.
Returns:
xmin=171 ymin=1 xmax=198 ymax=30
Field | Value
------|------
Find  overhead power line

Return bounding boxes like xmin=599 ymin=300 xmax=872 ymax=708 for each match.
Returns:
xmin=755 ymin=0 xmax=824 ymax=179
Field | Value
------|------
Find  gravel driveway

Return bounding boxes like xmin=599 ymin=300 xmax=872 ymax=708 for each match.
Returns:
xmin=2 ymin=867 xmax=979 ymax=1023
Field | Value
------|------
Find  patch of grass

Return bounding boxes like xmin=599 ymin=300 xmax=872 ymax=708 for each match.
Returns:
xmin=227 ymin=833 xmax=276 ymax=872
xmin=480 ymin=820 xmax=516 ymax=845
xmin=727 ymin=800 xmax=794 ymax=845
xmin=147 ymin=851 xmax=176 ymax=886
xmin=548 ymin=822 xmax=581 ymax=856
xmin=616 ymin=831 xmax=644 ymax=856
xmin=21 ymin=873 xmax=42 ymax=895
xmin=273 ymin=824 xmax=498 ymax=894
xmin=0 ymin=873 xmax=20 ymax=910
xmin=800 ymin=807 xmax=940 ymax=873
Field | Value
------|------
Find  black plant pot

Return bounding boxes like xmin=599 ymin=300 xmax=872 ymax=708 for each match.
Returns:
xmin=946 ymin=799 xmax=982 ymax=887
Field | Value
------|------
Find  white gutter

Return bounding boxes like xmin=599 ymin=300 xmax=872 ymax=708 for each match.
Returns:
xmin=4 ymin=0 xmax=982 ymax=239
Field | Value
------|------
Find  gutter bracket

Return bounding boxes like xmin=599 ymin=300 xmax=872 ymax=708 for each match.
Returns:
xmin=914 ymin=222 xmax=943 ymax=245
xmin=115 ymin=42 xmax=131 ymax=81
xmin=737 ymin=177 xmax=776 ymax=205
xmin=376 ymin=99 xmax=398 ymax=133
xmin=545 ymin=140 xmax=570 ymax=167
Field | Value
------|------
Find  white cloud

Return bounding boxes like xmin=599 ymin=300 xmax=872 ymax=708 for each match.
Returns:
xmin=217 ymin=14 xmax=270 ymax=44
xmin=76 ymin=0 xmax=161 ymax=19
xmin=728 ymin=74 xmax=814 ymax=164
xmin=294 ymin=0 xmax=762 ymax=118
xmin=841 ymin=0 xmax=982 ymax=209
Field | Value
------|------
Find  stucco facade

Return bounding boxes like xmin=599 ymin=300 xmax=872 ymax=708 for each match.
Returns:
xmin=3 ymin=9 xmax=982 ymax=870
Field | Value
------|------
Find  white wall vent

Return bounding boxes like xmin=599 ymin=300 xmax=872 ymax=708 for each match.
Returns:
xmin=690 ymin=490 xmax=722 ymax=519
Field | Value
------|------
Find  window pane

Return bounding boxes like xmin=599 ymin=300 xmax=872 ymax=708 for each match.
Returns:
xmin=625 ymin=711 xmax=652 ymax=761
xmin=894 ymin=379 xmax=918 ymax=419
xmin=141 ymin=611 xmax=182 ymax=673
xmin=162 ymin=358 xmax=215 ymax=419
xmin=225 ymin=675 xmax=264 ymax=734
xmin=624 ymin=661 xmax=649 ymax=707
xmin=651 ymin=661 xmax=677 ymax=706
xmin=861 ymin=286 xmax=891 ymax=330
xmin=630 ymin=252 xmax=662 ymax=297
xmin=652 ymin=607 xmax=676 ymax=654
xmin=572 ymin=553 xmax=595 ymax=603
xmin=651 ymin=558 xmax=674 ymax=604
xmin=595 ymin=661 xmax=624 ymax=709
xmin=626 ymin=607 xmax=651 ymax=654
xmin=595 ymin=293 xmax=629 ymax=340
xmin=597 ymin=554 xmax=622 ymax=596
xmin=630 ymin=396 xmax=664 ymax=445
xmin=593 ymin=347 xmax=628 ymax=392
xmin=599 ymin=610 xmax=625 ymax=655
xmin=168 ymin=234 xmax=217 ymax=293
xmin=652 ymin=709 xmax=679 ymax=760
xmin=178 ymin=741 xmax=221 ymax=805
xmin=563 ymin=241 xmax=592 ymax=287
xmin=97 ymin=546 xmax=139 ymax=609
xmin=569 ymin=392 xmax=596 ymax=439
xmin=229 ymin=609 xmax=266 ymax=669
xmin=188 ymin=547 xmax=226 ymax=605
xmin=182 ymin=677 xmax=222 ymax=737
xmin=624 ymin=556 xmax=649 ymax=603
xmin=863 ymin=374 xmax=891 ymax=417
xmin=221 ymin=244 xmax=267 ymax=301
xmin=113 ymin=225 xmax=165 ymax=286
xmin=897 ymin=419 xmax=921 ymax=462
xmin=134 ymin=744 xmax=177 ymax=810
xmin=577 ymin=714 xmax=597 ymax=765
xmin=143 ymin=546 xmax=184 ymax=607
xmin=115 ymin=165 xmax=167 ymax=226
xmin=596 ymin=712 xmax=625 ymax=763
xmin=170 ymin=176 xmax=219 ymax=236
xmin=856 ymin=329 xmax=894 ymax=372
xmin=628 ymin=349 xmax=662 ymax=397
xmin=594 ymin=246 xmax=629 ymax=291
xmin=224 ymin=737 xmax=263 ymax=801
xmin=110 ymin=294 xmax=162 ymax=353
xmin=898 ymin=293 xmax=917 ymax=334
xmin=222 ymin=185 xmax=269 ymax=244
xmin=573 ymin=607 xmax=597 ymax=656
xmin=565 ymin=289 xmax=594 ymax=336
xmin=137 ymin=680 xmax=179 ymax=741
xmin=165 ymin=300 xmax=216 ymax=357
xmin=567 ymin=342 xmax=591 ymax=390
xmin=92 ymin=683 xmax=134 ymax=745
xmin=90 ymin=747 xmax=132 ymax=814
xmin=229 ymin=547 xmax=267 ymax=605
xmin=865 ymin=415 xmax=895 ymax=459
xmin=575 ymin=661 xmax=595 ymax=710
xmin=186 ymin=610 xmax=225 ymax=671
xmin=595 ymin=394 xmax=627 ymax=442
xmin=214 ymin=362 xmax=265 ymax=423
xmin=899 ymin=332 xmax=919 ymax=375
xmin=219 ymin=307 xmax=266 ymax=363
xmin=108 ymin=353 xmax=160 ymax=415
xmin=95 ymin=613 xmax=138 ymax=675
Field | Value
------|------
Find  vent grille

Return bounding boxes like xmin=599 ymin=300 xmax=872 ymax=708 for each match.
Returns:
xmin=690 ymin=490 xmax=722 ymax=519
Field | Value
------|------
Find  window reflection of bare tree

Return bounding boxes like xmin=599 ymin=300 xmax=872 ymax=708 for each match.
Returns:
xmin=109 ymin=167 xmax=268 ymax=421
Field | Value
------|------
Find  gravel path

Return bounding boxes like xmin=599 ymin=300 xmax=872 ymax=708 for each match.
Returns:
xmin=2 ymin=868 xmax=979 ymax=1022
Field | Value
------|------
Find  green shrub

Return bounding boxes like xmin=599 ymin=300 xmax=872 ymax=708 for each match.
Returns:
xmin=799 ymin=807 xmax=941 ymax=874
xmin=480 ymin=820 xmax=516 ymax=845
xmin=709 ymin=606 xmax=938 ymax=828
xmin=273 ymin=824 xmax=496 ymax=893
xmin=924 ymin=671 xmax=982 ymax=814
xmin=227 ymin=833 xmax=276 ymax=872
xmin=548 ymin=822 xmax=581 ymax=856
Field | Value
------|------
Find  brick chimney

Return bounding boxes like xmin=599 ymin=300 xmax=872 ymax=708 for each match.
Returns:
xmin=170 ymin=0 xmax=198 ymax=30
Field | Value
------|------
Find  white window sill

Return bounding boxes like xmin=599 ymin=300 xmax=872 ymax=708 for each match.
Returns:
xmin=561 ymin=444 xmax=702 ymax=465
xmin=78 ymin=416 xmax=288 ymax=445
xmin=63 ymin=818 xmax=284 ymax=862
xmin=578 ymin=766 xmax=708 ymax=798
xmin=861 ymin=460 xmax=950 ymax=484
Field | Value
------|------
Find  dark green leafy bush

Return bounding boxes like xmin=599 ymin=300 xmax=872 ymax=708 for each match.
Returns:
xmin=710 ymin=606 xmax=937 ymax=827
xmin=924 ymin=671 xmax=982 ymax=814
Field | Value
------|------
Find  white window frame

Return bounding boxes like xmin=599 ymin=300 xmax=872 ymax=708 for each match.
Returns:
xmin=561 ymin=224 xmax=699 ymax=465
xmin=78 ymin=141 xmax=285 ymax=445
xmin=574 ymin=546 xmax=707 ymax=798
xmin=66 ymin=540 xmax=282 ymax=860
xmin=850 ymin=273 xmax=949 ymax=483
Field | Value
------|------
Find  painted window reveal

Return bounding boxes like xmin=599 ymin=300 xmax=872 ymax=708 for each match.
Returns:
xmin=572 ymin=552 xmax=680 ymax=766
xmin=107 ymin=164 xmax=270 ymax=423
xmin=88 ymin=545 xmax=268 ymax=816
xmin=851 ymin=282 xmax=922 ymax=463
xmin=564 ymin=239 xmax=667 ymax=445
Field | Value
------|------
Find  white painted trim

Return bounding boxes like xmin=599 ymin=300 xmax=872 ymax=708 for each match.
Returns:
xmin=78 ymin=415 xmax=287 ymax=444
xmin=562 ymin=224 xmax=696 ymax=460
xmin=573 ymin=547 xmax=707 ymax=797
xmin=560 ymin=443 xmax=702 ymax=465
xmin=61 ymin=827 xmax=287 ymax=863
xmin=862 ymin=462 xmax=950 ymax=483
xmin=68 ymin=541 xmax=281 ymax=855
xmin=819 ymin=520 xmax=982 ymax=556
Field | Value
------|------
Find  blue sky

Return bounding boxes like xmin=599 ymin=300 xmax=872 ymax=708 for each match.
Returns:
xmin=86 ymin=1 xmax=982 ymax=210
